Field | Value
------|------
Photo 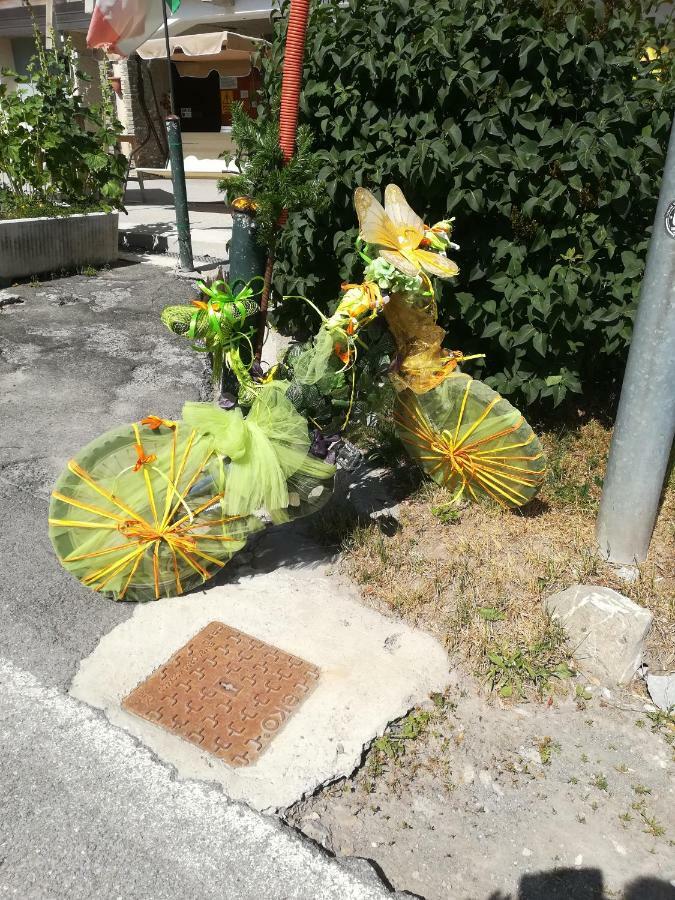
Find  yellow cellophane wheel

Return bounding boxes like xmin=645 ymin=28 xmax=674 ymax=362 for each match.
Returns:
xmin=48 ymin=420 xmax=259 ymax=601
xmin=394 ymin=373 xmax=546 ymax=508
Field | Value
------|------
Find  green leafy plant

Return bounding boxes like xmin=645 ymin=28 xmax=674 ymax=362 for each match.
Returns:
xmin=220 ymin=102 xmax=328 ymax=249
xmin=369 ymin=708 xmax=433 ymax=771
xmin=631 ymin=799 xmax=666 ymax=837
xmin=645 ymin=706 xmax=675 ymax=739
xmin=261 ymin=0 xmax=674 ymax=406
xmin=431 ymin=503 xmax=462 ymax=524
xmin=591 ymin=772 xmax=609 ymax=791
xmin=536 ymin=735 xmax=560 ymax=765
xmin=0 ymin=25 xmax=126 ymax=219
xmin=486 ymin=626 xmax=574 ymax=697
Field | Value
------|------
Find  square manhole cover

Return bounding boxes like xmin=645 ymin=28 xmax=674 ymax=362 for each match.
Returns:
xmin=122 ymin=621 xmax=320 ymax=767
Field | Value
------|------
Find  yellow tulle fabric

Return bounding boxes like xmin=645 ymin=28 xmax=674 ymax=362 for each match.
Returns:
xmin=384 ymin=293 xmax=466 ymax=394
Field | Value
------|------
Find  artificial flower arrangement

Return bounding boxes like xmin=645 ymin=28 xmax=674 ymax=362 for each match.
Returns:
xmin=48 ymin=186 xmax=546 ymax=601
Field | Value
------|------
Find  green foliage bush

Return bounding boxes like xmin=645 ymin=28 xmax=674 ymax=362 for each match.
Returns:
xmin=0 ymin=29 xmax=126 ymax=219
xmin=262 ymin=0 xmax=674 ymax=406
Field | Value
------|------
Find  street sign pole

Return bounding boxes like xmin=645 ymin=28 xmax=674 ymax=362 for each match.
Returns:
xmin=160 ymin=0 xmax=194 ymax=272
xmin=596 ymin=117 xmax=675 ymax=565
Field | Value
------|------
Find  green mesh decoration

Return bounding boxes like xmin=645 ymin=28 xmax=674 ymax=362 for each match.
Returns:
xmin=160 ymin=280 xmax=260 ymax=389
xmin=269 ymin=466 xmax=336 ymax=525
xmin=181 ymin=383 xmax=335 ymax=518
xmin=161 ymin=305 xmax=196 ymax=336
xmin=394 ymin=374 xmax=546 ymax=507
xmin=291 ymin=328 xmax=337 ymax=386
xmin=48 ymin=419 xmax=260 ymax=602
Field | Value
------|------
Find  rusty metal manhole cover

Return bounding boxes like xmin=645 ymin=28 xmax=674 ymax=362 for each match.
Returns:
xmin=122 ymin=621 xmax=320 ymax=767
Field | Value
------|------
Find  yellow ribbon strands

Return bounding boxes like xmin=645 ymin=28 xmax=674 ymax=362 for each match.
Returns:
xmin=48 ymin=419 xmax=258 ymax=601
xmin=394 ymin=374 xmax=546 ymax=508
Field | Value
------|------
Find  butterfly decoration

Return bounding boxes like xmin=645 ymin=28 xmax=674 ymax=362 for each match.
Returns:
xmin=354 ymin=184 xmax=459 ymax=280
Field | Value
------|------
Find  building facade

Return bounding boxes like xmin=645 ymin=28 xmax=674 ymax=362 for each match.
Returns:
xmin=0 ymin=0 xmax=272 ymax=166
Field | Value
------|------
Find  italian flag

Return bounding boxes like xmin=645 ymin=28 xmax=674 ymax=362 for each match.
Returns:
xmin=87 ymin=0 xmax=180 ymax=57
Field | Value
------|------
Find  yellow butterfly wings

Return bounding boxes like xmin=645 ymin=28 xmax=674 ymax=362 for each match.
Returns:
xmin=354 ymin=184 xmax=459 ymax=280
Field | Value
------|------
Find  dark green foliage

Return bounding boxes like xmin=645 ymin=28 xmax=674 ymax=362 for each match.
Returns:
xmin=262 ymin=0 xmax=674 ymax=406
xmin=282 ymin=342 xmax=353 ymax=431
xmin=0 ymin=28 xmax=126 ymax=217
xmin=220 ymin=102 xmax=328 ymax=249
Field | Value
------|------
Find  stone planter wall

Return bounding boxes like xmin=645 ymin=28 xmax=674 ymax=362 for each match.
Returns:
xmin=0 ymin=211 xmax=119 ymax=286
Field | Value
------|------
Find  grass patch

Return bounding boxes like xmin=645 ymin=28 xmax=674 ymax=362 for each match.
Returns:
xmin=536 ymin=736 xmax=560 ymax=765
xmin=486 ymin=627 xmax=573 ymax=699
xmin=644 ymin=707 xmax=675 ymax=743
xmin=631 ymin=799 xmax=667 ymax=838
xmin=367 ymin=708 xmax=436 ymax=782
xmin=340 ymin=418 xmax=675 ymax=693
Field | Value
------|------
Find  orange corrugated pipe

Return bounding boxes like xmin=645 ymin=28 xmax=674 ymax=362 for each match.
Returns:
xmin=278 ymin=0 xmax=310 ymax=163
xmin=255 ymin=0 xmax=310 ymax=361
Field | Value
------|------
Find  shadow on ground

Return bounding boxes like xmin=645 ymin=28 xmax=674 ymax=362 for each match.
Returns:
xmin=210 ymin=458 xmax=422 ymax=587
xmin=488 ymin=870 xmax=674 ymax=900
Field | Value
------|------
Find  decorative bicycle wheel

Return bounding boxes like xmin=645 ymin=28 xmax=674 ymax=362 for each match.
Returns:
xmin=49 ymin=419 xmax=259 ymax=601
xmin=394 ymin=374 xmax=546 ymax=507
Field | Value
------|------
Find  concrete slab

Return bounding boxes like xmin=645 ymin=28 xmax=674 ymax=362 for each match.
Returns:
xmin=71 ymin=567 xmax=450 ymax=812
xmin=120 ymin=178 xmax=232 ymax=260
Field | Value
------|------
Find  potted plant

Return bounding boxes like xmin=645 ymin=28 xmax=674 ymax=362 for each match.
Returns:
xmin=0 ymin=27 xmax=126 ymax=286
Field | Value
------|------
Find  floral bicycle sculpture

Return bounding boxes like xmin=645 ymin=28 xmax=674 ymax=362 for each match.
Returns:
xmin=49 ymin=186 xmax=546 ymax=600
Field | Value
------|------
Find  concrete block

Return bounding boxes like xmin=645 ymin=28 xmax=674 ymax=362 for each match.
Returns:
xmin=71 ymin=568 xmax=450 ymax=812
xmin=545 ymin=585 xmax=652 ymax=686
xmin=0 ymin=211 xmax=118 ymax=285
xmin=647 ymin=673 xmax=675 ymax=711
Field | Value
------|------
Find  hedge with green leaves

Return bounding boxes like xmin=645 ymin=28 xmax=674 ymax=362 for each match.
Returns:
xmin=263 ymin=0 xmax=674 ymax=406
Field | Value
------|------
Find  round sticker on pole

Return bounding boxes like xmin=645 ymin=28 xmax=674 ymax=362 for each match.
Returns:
xmin=666 ymin=200 xmax=675 ymax=238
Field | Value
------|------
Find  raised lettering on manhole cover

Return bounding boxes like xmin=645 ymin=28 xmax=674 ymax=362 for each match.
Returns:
xmin=122 ymin=621 xmax=320 ymax=767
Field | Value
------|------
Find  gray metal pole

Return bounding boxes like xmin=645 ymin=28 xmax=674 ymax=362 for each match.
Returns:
xmin=596 ymin=117 xmax=675 ymax=565
xmin=160 ymin=0 xmax=194 ymax=272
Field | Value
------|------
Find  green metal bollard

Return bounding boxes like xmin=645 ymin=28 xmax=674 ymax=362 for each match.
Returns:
xmin=228 ymin=210 xmax=267 ymax=287
xmin=228 ymin=210 xmax=271 ymax=365
xmin=165 ymin=115 xmax=194 ymax=272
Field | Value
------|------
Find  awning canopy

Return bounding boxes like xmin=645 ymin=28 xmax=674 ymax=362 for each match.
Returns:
xmin=135 ymin=30 xmax=266 ymax=77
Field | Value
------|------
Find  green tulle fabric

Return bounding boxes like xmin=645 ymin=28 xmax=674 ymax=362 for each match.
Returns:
xmin=48 ymin=421 xmax=260 ymax=602
xmin=290 ymin=328 xmax=337 ymax=386
xmin=182 ymin=383 xmax=336 ymax=517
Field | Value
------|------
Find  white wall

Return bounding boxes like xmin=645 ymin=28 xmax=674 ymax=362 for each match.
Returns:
xmin=0 ymin=36 xmax=18 ymax=90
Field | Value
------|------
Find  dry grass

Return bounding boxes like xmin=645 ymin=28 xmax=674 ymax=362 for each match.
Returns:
xmin=341 ymin=419 xmax=675 ymax=690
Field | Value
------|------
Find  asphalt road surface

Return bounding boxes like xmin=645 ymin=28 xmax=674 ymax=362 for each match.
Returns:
xmin=0 ymin=262 xmax=393 ymax=900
